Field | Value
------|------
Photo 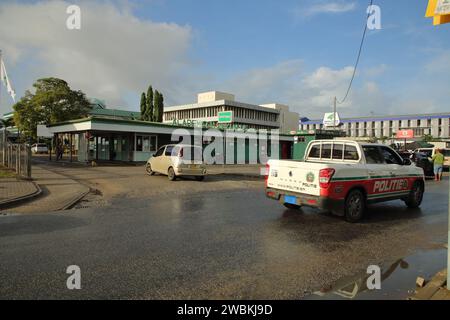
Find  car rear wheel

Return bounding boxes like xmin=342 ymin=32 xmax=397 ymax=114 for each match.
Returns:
xmin=344 ymin=189 xmax=366 ymax=223
xmin=168 ymin=167 xmax=177 ymax=181
xmin=283 ymin=203 xmax=301 ymax=210
xmin=145 ymin=163 xmax=154 ymax=176
xmin=404 ymin=181 xmax=424 ymax=208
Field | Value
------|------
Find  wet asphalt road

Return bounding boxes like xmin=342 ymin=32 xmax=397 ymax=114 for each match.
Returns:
xmin=0 ymin=177 xmax=448 ymax=299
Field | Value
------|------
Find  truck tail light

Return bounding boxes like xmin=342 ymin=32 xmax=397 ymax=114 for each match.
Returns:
xmin=319 ymin=168 xmax=335 ymax=189
xmin=265 ymin=164 xmax=270 ymax=187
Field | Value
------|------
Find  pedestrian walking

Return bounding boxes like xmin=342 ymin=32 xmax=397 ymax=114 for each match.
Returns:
xmin=432 ymin=148 xmax=445 ymax=181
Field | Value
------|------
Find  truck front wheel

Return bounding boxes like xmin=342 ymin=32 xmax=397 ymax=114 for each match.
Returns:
xmin=344 ymin=189 xmax=366 ymax=223
xmin=404 ymin=181 xmax=424 ymax=208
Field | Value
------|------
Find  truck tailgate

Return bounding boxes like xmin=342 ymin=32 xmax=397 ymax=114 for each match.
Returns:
xmin=267 ymin=160 xmax=326 ymax=197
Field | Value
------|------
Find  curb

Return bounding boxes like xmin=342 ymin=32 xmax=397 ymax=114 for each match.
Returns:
xmin=212 ymin=172 xmax=264 ymax=179
xmin=57 ymin=185 xmax=91 ymax=211
xmin=0 ymin=182 xmax=43 ymax=210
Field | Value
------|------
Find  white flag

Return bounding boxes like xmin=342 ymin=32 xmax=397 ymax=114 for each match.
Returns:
xmin=1 ymin=59 xmax=16 ymax=102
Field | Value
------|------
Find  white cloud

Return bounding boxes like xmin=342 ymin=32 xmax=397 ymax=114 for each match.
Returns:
xmin=425 ymin=52 xmax=450 ymax=73
xmin=363 ymin=64 xmax=388 ymax=78
xmin=222 ymin=60 xmax=364 ymax=117
xmin=0 ymin=0 xmax=193 ymax=111
xmin=296 ymin=1 xmax=357 ymax=18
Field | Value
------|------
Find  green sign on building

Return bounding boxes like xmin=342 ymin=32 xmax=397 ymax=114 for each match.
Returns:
xmin=218 ymin=111 xmax=233 ymax=124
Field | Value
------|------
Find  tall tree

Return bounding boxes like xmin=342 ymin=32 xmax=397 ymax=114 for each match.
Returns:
xmin=153 ymin=90 xmax=160 ymax=123
xmin=13 ymin=78 xmax=91 ymax=138
xmin=140 ymin=92 xmax=147 ymax=119
xmin=158 ymin=92 xmax=164 ymax=122
xmin=146 ymin=86 xmax=154 ymax=122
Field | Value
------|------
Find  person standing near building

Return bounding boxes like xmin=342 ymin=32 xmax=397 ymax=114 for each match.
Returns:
xmin=432 ymin=149 xmax=445 ymax=181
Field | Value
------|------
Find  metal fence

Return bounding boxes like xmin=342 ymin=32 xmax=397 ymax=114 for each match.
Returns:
xmin=0 ymin=129 xmax=32 ymax=179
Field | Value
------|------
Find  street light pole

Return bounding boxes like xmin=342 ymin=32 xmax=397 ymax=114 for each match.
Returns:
xmin=333 ymin=96 xmax=337 ymax=129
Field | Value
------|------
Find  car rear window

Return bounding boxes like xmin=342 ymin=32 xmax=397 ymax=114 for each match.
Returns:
xmin=344 ymin=145 xmax=359 ymax=161
xmin=308 ymin=143 xmax=358 ymax=161
xmin=308 ymin=145 xmax=321 ymax=158
xmin=321 ymin=144 xmax=332 ymax=159
xmin=332 ymin=144 xmax=344 ymax=160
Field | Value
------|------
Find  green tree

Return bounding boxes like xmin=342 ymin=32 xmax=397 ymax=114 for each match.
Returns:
xmin=145 ymin=86 xmax=154 ymax=122
xmin=13 ymin=78 xmax=91 ymax=138
xmin=423 ymin=134 xmax=434 ymax=143
xmin=153 ymin=90 xmax=164 ymax=123
xmin=140 ymin=92 xmax=147 ymax=120
xmin=159 ymin=92 xmax=164 ymax=122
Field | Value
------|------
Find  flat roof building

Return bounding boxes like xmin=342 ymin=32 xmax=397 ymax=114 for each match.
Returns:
xmin=300 ymin=112 xmax=450 ymax=139
xmin=164 ymin=91 xmax=300 ymax=134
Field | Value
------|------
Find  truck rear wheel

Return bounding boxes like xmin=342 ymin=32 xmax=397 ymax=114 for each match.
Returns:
xmin=404 ymin=181 xmax=424 ymax=208
xmin=283 ymin=203 xmax=301 ymax=210
xmin=344 ymin=189 xmax=366 ymax=223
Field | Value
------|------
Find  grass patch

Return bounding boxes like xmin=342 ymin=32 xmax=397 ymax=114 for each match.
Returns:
xmin=0 ymin=166 xmax=16 ymax=179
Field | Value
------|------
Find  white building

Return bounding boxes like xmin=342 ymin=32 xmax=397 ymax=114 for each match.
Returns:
xmin=163 ymin=91 xmax=300 ymax=133
xmin=299 ymin=113 xmax=450 ymax=139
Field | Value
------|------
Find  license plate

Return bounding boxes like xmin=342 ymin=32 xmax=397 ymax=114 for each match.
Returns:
xmin=190 ymin=165 xmax=199 ymax=169
xmin=284 ymin=195 xmax=297 ymax=205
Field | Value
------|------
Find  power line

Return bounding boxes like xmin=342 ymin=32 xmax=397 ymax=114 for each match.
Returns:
xmin=337 ymin=0 xmax=374 ymax=105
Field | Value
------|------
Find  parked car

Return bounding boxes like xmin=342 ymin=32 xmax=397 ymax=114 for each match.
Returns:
xmin=266 ymin=140 xmax=425 ymax=223
xmin=415 ymin=148 xmax=450 ymax=169
xmin=412 ymin=152 xmax=435 ymax=178
xmin=145 ymin=144 xmax=207 ymax=181
xmin=31 ymin=143 xmax=49 ymax=154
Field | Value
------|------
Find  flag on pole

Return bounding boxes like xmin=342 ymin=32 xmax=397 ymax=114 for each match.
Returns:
xmin=0 ymin=58 xmax=16 ymax=102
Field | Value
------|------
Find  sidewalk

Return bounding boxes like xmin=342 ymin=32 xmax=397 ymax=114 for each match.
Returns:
xmin=0 ymin=178 xmax=42 ymax=209
xmin=206 ymin=164 xmax=265 ymax=177
xmin=409 ymin=269 xmax=450 ymax=300
xmin=5 ymin=165 xmax=90 ymax=214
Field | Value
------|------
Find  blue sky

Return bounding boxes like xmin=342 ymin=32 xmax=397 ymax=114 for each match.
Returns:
xmin=1 ymin=0 xmax=449 ymax=118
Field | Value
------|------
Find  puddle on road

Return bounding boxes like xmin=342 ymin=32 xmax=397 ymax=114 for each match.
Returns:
xmin=304 ymin=246 xmax=448 ymax=300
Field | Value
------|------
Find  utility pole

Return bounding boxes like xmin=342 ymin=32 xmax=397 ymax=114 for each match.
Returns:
xmin=333 ymin=96 xmax=337 ymax=129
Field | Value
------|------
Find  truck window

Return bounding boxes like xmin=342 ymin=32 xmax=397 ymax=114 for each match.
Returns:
xmin=344 ymin=145 xmax=359 ymax=161
xmin=363 ymin=146 xmax=384 ymax=164
xmin=332 ymin=144 xmax=344 ymax=160
xmin=308 ymin=144 xmax=321 ymax=158
xmin=321 ymin=144 xmax=332 ymax=159
xmin=380 ymin=147 xmax=403 ymax=165
xmin=419 ymin=149 xmax=432 ymax=158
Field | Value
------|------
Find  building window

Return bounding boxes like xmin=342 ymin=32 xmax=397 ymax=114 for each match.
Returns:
xmin=136 ymin=135 xmax=157 ymax=152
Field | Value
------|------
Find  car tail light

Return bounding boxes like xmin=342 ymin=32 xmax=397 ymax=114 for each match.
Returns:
xmin=265 ymin=164 xmax=270 ymax=187
xmin=319 ymin=168 xmax=335 ymax=189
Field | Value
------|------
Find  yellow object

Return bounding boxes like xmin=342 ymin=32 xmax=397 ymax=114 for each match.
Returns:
xmin=426 ymin=0 xmax=450 ymax=25
xmin=434 ymin=13 xmax=450 ymax=25
xmin=426 ymin=0 xmax=438 ymax=17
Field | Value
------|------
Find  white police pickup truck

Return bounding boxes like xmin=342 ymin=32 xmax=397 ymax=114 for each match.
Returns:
xmin=266 ymin=140 xmax=425 ymax=222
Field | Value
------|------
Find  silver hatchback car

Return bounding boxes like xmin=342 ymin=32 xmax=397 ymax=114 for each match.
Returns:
xmin=145 ymin=144 xmax=207 ymax=181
